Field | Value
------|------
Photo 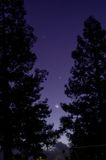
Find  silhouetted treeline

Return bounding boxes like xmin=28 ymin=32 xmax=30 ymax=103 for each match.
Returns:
xmin=1 ymin=0 xmax=106 ymax=160
xmin=0 ymin=1 xmax=58 ymax=160
xmin=60 ymin=16 xmax=106 ymax=160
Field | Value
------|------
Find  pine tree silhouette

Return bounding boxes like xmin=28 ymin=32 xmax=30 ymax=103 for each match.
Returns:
xmin=0 ymin=1 xmax=57 ymax=159
xmin=60 ymin=16 xmax=106 ymax=160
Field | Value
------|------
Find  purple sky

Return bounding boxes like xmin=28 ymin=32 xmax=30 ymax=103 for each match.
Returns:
xmin=25 ymin=0 xmax=106 ymax=144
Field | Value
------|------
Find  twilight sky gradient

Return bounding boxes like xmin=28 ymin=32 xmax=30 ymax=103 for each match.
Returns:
xmin=25 ymin=0 xmax=106 ymax=143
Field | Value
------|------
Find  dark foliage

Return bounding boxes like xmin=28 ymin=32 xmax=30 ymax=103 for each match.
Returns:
xmin=0 ymin=0 xmax=57 ymax=159
xmin=44 ymin=142 xmax=69 ymax=160
xmin=60 ymin=16 xmax=106 ymax=160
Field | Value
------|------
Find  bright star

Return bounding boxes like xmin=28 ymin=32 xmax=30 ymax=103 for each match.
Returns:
xmin=55 ymin=104 xmax=60 ymax=109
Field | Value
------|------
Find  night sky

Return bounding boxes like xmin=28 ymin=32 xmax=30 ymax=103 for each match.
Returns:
xmin=25 ymin=0 xmax=106 ymax=144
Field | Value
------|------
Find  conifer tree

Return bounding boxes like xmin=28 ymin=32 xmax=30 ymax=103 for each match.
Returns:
xmin=0 ymin=0 xmax=57 ymax=159
xmin=60 ymin=16 xmax=106 ymax=160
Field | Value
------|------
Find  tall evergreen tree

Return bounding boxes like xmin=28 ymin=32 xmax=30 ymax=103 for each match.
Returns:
xmin=0 ymin=0 xmax=57 ymax=160
xmin=60 ymin=16 xmax=106 ymax=160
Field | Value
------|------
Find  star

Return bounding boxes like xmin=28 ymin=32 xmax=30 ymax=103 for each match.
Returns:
xmin=55 ymin=104 xmax=60 ymax=109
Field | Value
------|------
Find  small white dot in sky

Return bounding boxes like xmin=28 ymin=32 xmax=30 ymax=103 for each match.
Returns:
xmin=55 ymin=104 xmax=60 ymax=109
